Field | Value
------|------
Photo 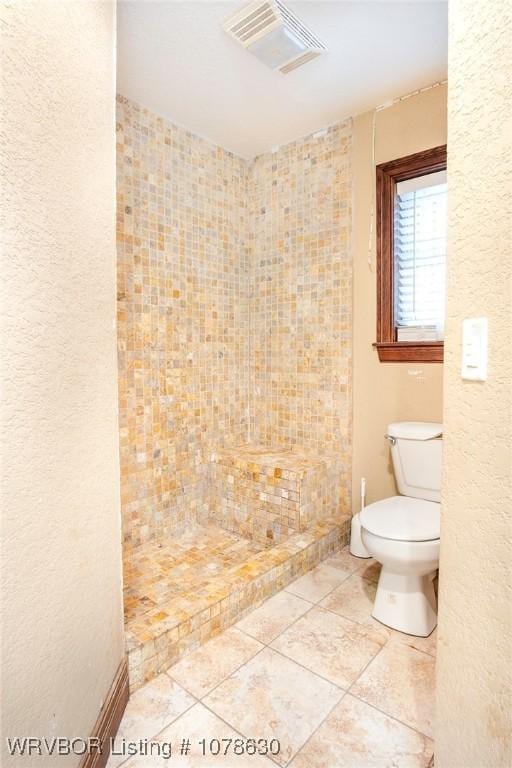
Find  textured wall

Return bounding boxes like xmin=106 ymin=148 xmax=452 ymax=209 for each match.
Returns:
xmin=435 ymin=1 xmax=512 ymax=765
xmin=0 ymin=2 xmax=123 ymax=766
xmin=248 ymin=125 xmax=352 ymax=468
xmin=351 ymin=85 xmax=447 ymax=513
xmin=116 ymin=97 xmax=249 ymax=546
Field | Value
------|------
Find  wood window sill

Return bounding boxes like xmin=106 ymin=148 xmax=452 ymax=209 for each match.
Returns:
xmin=373 ymin=341 xmax=444 ymax=363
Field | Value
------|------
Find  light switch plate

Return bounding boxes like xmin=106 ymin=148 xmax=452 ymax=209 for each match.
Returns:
xmin=461 ymin=317 xmax=488 ymax=381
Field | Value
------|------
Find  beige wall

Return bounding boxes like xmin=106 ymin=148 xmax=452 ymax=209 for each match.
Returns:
xmin=352 ymin=85 xmax=447 ymax=513
xmin=435 ymin=1 xmax=512 ymax=765
xmin=0 ymin=2 xmax=124 ymax=765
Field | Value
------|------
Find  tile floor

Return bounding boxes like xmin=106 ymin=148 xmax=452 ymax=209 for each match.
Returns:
xmin=109 ymin=547 xmax=436 ymax=768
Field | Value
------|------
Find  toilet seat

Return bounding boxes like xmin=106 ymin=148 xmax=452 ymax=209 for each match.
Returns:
xmin=360 ymin=496 xmax=440 ymax=542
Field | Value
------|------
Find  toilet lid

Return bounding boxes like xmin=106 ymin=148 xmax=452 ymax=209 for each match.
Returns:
xmin=360 ymin=496 xmax=440 ymax=542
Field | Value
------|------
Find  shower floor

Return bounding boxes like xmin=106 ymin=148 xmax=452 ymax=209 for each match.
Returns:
xmin=123 ymin=517 xmax=350 ymax=691
xmin=123 ymin=523 xmax=263 ymax=625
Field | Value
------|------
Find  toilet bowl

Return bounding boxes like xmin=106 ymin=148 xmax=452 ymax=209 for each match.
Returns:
xmin=360 ymin=496 xmax=440 ymax=636
xmin=358 ymin=421 xmax=442 ymax=637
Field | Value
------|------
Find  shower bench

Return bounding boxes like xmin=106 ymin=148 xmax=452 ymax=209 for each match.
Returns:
xmin=208 ymin=444 xmax=346 ymax=548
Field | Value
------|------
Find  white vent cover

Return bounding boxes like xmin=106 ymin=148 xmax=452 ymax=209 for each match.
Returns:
xmin=223 ymin=0 xmax=326 ymax=74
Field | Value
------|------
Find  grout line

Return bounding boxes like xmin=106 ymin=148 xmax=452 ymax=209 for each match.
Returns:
xmin=284 ymin=568 xmax=374 ymax=607
xmin=278 ymin=690 xmax=348 ymax=766
xmin=198 ymin=696 xmax=284 ymax=768
xmin=346 ymin=641 xmax=388 ymax=695
xmin=234 ymin=598 xmax=312 ymax=646
xmin=111 ymin=693 xmax=199 ymax=768
xmin=168 ymin=642 xmax=287 ymax=766
xmin=283 ymin=561 xmax=361 ymax=603
xmin=236 ymin=593 xmax=322 ymax=644
xmin=130 ymin=656 xmax=287 ymax=768
xmin=342 ymin=628 xmax=435 ymax=742
xmin=273 ymin=619 xmax=434 ymax=751
xmin=165 ymin=605 xmax=348 ymax=768
xmin=194 ymin=639 xmax=345 ymax=768
xmin=265 ymin=642 xmax=347 ymax=694
xmin=169 ymin=641 xmax=269 ymax=702
xmin=347 ymin=689 xmax=435 ymax=743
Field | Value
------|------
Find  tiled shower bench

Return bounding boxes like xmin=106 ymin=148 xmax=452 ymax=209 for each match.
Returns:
xmin=208 ymin=444 xmax=346 ymax=547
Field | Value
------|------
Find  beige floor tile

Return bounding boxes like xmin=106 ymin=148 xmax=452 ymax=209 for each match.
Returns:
xmin=285 ymin=563 xmax=351 ymax=603
xmin=270 ymin=606 xmax=387 ymax=689
xmin=167 ymin=627 xmax=262 ymax=699
xmin=203 ymin=647 xmax=342 ymax=766
xmin=351 ymin=642 xmax=436 ymax=737
xmin=290 ymin=694 xmax=434 ymax=768
xmin=123 ymin=702 xmax=276 ymax=767
xmin=320 ymin=572 xmax=377 ymax=624
xmin=108 ymin=674 xmax=194 ymax=767
xmin=323 ymin=547 xmax=373 ymax=575
xmin=235 ymin=590 xmax=311 ymax=643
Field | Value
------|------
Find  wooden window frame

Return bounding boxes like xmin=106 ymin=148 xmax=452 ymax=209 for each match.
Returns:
xmin=374 ymin=144 xmax=447 ymax=363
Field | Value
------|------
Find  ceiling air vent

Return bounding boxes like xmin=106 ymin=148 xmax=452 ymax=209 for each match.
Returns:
xmin=223 ymin=0 xmax=326 ymax=74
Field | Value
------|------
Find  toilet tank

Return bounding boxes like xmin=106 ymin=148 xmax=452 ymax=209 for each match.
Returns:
xmin=387 ymin=422 xmax=443 ymax=502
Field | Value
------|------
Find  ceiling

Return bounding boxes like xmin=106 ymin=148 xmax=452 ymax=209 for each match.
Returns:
xmin=117 ymin=1 xmax=447 ymax=159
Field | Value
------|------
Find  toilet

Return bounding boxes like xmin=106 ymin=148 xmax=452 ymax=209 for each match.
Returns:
xmin=360 ymin=421 xmax=442 ymax=637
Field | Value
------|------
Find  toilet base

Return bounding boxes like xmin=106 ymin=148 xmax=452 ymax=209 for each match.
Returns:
xmin=372 ymin=569 xmax=437 ymax=637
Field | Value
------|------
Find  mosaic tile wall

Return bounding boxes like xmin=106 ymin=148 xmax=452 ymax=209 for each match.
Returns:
xmin=247 ymin=125 xmax=352 ymax=479
xmin=116 ymin=96 xmax=249 ymax=546
xmin=116 ymin=95 xmax=353 ymax=545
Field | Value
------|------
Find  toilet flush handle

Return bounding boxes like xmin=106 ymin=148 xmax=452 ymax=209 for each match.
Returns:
xmin=384 ymin=434 xmax=396 ymax=445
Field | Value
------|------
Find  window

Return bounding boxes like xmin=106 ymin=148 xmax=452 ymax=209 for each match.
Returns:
xmin=375 ymin=145 xmax=447 ymax=362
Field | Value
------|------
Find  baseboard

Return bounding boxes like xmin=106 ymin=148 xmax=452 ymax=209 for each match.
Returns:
xmin=80 ymin=656 xmax=129 ymax=768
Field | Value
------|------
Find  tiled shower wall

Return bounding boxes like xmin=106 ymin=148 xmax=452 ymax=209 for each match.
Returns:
xmin=116 ymin=95 xmax=352 ymax=545
xmin=248 ymin=124 xmax=352 ymax=461
xmin=116 ymin=96 xmax=249 ymax=546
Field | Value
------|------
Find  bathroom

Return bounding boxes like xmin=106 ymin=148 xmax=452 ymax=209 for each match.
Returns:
xmin=2 ymin=2 xmax=510 ymax=768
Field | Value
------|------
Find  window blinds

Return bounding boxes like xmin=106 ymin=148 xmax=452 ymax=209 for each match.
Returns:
xmin=394 ymin=170 xmax=447 ymax=335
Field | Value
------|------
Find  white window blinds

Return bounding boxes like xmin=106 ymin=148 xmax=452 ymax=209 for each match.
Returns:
xmin=394 ymin=170 xmax=447 ymax=337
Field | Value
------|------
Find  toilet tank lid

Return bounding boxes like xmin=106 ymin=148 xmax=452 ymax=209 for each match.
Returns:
xmin=387 ymin=422 xmax=442 ymax=440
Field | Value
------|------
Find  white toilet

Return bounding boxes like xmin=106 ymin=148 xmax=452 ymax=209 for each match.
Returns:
xmin=360 ymin=421 xmax=442 ymax=637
